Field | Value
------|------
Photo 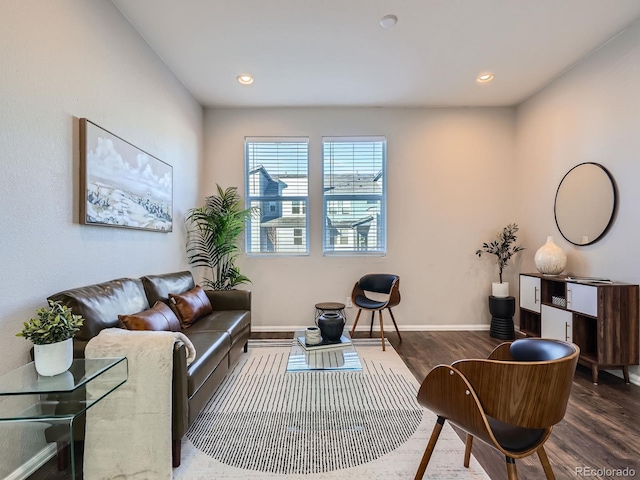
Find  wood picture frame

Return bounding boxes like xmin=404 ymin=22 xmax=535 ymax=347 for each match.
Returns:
xmin=80 ymin=118 xmax=173 ymax=232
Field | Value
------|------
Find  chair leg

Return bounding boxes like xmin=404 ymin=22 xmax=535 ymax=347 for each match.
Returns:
xmin=506 ymin=456 xmax=518 ymax=480
xmin=378 ymin=309 xmax=386 ymax=351
xmin=350 ymin=309 xmax=362 ymax=337
xmin=537 ymin=446 xmax=556 ymax=480
xmin=414 ymin=416 xmax=445 ymax=480
xmin=369 ymin=311 xmax=375 ymax=337
xmin=388 ymin=307 xmax=402 ymax=342
xmin=463 ymin=434 xmax=473 ymax=468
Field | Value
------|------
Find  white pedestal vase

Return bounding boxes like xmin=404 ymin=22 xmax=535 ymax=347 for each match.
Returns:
xmin=492 ymin=282 xmax=509 ymax=298
xmin=34 ymin=338 xmax=73 ymax=376
xmin=534 ymin=236 xmax=567 ymax=276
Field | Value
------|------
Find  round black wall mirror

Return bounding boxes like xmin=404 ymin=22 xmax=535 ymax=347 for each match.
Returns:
xmin=554 ymin=163 xmax=616 ymax=246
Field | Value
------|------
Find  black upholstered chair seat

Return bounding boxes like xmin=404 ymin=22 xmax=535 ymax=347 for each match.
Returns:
xmin=486 ymin=416 xmax=546 ymax=453
xmin=354 ymin=295 xmax=386 ymax=310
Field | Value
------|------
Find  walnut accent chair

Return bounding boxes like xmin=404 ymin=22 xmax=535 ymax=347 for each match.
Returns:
xmin=414 ymin=338 xmax=579 ymax=480
xmin=349 ymin=273 xmax=401 ymax=351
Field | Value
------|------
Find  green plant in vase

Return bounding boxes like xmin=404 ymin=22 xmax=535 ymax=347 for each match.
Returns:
xmin=186 ymin=185 xmax=256 ymax=290
xmin=17 ymin=300 xmax=84 ymax=376
xmin=476 ymin=223 xmax=525 ymax=297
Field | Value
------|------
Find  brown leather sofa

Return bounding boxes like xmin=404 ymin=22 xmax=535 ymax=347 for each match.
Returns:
xmin=47 ymin=270 xmax=250 ymax=467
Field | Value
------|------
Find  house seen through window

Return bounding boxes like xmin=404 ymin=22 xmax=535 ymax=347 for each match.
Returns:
xmin=245 ymin=137 xmax=309 ymax=254
xmin=322 ymin=136 xmax=387 ymax=255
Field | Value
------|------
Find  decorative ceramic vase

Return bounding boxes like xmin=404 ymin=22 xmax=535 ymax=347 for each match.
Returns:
xmin=305 ymin=326 xmax=322 ymax=346
xmin=534 ymin=236 xmax=567 ymax=276
xmin=34 ymin=338 xmax=73 ymax=377
xmin=316 ymin=312 xmax=345 ymax=343
xmin=492 ymin=282 xmax=509 ymax=298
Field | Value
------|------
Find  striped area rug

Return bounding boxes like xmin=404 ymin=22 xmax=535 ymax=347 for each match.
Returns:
xmin=173 ymin=339 xmax=490 ymax=480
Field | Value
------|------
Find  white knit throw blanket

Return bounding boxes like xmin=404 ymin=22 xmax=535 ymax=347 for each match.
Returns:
xmin=84 ymin=328 xmax=196 ymax=479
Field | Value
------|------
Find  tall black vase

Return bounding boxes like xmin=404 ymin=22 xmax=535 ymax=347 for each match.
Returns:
xmin=316 ymin=312 xmax=345 ymax=343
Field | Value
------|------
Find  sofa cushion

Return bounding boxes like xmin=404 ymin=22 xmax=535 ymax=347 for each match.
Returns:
xmin=118 ymin=301 xmax=181 ymax=332
xmin=183 ymin=331 xmax=231 ymax=397
xmin=170 ymin=286 xmax=213 ymax=327
xmin=48 ymin=278 xmax=149 ymax=342
xmin=187 ymin=311 xmax=251 ymax=344
xmin=141 ymin=271 xmax=195 ymax=306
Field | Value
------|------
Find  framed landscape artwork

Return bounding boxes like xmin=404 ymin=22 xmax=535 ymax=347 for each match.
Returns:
xmin=80 ymin=118 xmax=173 ymax=232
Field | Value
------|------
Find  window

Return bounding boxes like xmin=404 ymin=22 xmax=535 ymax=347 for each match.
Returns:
xmin=245 ymin=137 xmax=309 ymax=254
xmin=291 ymin=200 xmax=306 ymax=215
xmin=322 ymin=136 xmax=386 ymax=255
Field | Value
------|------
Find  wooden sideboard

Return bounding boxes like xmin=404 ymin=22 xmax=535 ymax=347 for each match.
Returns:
xmin=519 ymin=273 xmax=639 ymax=384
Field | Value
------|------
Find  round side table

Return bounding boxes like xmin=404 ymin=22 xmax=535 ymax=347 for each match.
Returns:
xmin=315 ymin=302 xmax=346 ymax=321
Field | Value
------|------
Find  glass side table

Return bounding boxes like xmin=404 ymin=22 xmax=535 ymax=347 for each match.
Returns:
xmin=0 ymin=357 xmax=128 ymax=479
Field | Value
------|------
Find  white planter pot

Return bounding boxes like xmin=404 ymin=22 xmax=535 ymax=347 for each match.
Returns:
xmin=534 ymin=236 xmax=567 ymax=276
xmin=492 ymin=282 xmax=509 ymax=298
xmin=34 ymin=338 xmax=73 ymax=377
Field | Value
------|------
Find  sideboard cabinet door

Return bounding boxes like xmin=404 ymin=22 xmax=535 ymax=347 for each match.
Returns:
xmin=567 ymin=283 xmax=598 ymax=317
xmin=541 ymin=305 xmax=573 ymax=342
xmin=520 ymin=275 xmax=541 ymax=313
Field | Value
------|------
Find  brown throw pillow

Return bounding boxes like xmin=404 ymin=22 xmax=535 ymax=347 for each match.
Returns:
xmin=118 ymin=301 xmax=182 ymax=332
xmin=169 ymin=285 xmax=213 ymax=327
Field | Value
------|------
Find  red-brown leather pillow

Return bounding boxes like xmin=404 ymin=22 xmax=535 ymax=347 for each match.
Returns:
xmin=169 ymin=285 xmax=213 ymax=327
xmin=118 ymin=301 xmax=182 ymax=332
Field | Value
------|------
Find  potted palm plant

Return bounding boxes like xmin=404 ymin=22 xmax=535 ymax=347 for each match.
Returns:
xmin=476 ymin=223 xmax=525 ymax=297
xmin=186 ymin=185 xmax=255 ymax=290
xmin=17 ymin=300 xmax=84 ymax=376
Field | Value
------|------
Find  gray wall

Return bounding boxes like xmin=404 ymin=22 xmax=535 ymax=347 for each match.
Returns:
xmin=515 ymin=21 xmax=640 ymax=383
xmin=0 ymin=1 xmax=202 ymax=474
xmin=203 ymin=107 xmax=518 ymax=331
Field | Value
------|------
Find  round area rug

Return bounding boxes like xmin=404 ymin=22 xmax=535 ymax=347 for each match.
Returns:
xmin=186 ymin=341 xmax=423 ymax=475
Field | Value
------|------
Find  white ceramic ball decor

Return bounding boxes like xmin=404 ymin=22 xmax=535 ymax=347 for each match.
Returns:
xmin=534 ymin=236 xmax=567 ymax=275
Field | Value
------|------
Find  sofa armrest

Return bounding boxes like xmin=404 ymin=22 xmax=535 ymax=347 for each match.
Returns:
xmin=172 ymin=342 xmax=189 ymax=440
xmin=204 ymin=290 xmax=251 ymax=311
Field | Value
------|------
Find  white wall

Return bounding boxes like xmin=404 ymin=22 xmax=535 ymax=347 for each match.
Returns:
xmin=0 ymin=1 xmax=202 ymax=474
xmin=204 ymin=107 xmax=517 ymax=331
xmin=515 ymin=21 xmax=640 ymax=381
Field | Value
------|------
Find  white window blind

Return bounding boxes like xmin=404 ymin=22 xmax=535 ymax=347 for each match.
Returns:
xmin=245 ymin=137 xmax=309 ymax=255
xmin=322 ymin=136 xmax=386 ymax=255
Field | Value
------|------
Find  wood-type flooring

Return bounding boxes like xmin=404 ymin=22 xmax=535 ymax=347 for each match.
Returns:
xmin=28 ymin=331 xmax=640 ymax=479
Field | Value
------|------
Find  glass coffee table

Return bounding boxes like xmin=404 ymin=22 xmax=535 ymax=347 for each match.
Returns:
xmin=287 ymin=329 xmax=362 ymax=372
xmin=0 ymin=357 xmax=128 ymax=479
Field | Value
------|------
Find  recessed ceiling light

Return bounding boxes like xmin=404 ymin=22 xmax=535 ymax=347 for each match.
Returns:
xmin=380 ymin=14 xmax=398 ymax=28
xmin=237 ymin=74 xmax=254 ymax=85
xmin=477 ymin=73 xmax=495 ymax=83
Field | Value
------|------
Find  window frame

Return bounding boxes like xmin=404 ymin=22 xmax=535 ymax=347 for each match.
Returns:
xmin=321 ymin=136 xmax=387 ymax=256
xmin=244 ymin=137 xmax=310 ymax=256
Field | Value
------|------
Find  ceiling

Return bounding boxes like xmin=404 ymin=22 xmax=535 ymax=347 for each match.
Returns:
xmin=111 ymin=0 xmax=640 ymax=108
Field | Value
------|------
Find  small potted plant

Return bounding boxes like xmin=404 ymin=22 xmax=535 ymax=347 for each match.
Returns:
xmin=476 ymin=223 xmax=525 ymax=297
xmin=16 ymin=300 xmax=84 ymax=376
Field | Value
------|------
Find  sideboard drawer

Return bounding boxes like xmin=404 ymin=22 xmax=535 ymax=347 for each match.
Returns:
xmin=567 ymin=283 xmax=597 ymax=317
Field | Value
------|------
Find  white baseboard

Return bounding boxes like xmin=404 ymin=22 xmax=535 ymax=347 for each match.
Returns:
xmin=5 ymin=444 xmax=56 ymax=480
xmin=252 ymin=324 xmax=490 ymax=332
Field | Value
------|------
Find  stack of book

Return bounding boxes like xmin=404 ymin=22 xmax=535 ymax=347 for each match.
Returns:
xmin=296 ymin=335 xmax=352 ymax=351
